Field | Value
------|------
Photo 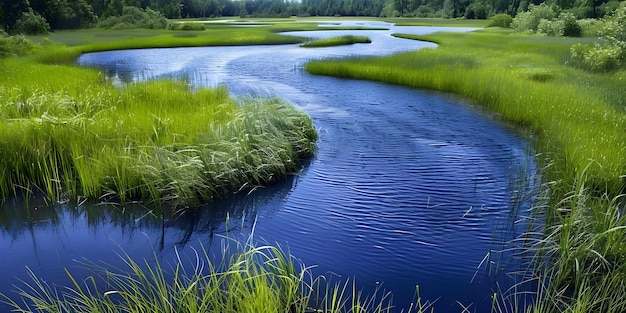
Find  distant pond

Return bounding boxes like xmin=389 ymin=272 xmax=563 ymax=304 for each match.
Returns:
xmin=1 ymin=24 xmax=538 ymax=312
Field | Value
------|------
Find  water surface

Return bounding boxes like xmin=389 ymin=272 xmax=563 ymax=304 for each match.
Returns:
xmin=1 ymin=25 xmax=536 ymax=312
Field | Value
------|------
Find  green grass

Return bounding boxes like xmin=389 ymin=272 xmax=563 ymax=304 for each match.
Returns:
xmin=306 ymin=28 xmax=626 ymax=312
xmin=0 ymin=56 xmax=316 ymax=206
xmin=307 ymin=29 xmax=626 ymax=195
xmin=0 ymin=235 xmax=433 ymax=313
xmin=300 ymin=35 xmax=372 ymax=48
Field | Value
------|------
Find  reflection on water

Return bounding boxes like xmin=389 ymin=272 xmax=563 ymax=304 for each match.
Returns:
xmin=1 ymin=25 xmax=537 ymax=312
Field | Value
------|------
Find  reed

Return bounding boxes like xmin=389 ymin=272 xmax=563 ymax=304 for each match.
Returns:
xmin=0 ymin=57 xmax=317 ymax=206
xmin=1 ymin=235 xmax=433 ymax=313
xmin=300 ymin=35 xmax=372 ymax=48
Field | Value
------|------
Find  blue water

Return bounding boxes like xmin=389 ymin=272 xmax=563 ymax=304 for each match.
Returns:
xmin=0 ymin=25 xmax=537 ymax=312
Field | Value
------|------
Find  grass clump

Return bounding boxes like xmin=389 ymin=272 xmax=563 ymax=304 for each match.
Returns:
xmin=0 ymin=235 xmax=433 ymax=313
xmin=0 ymin=56 xmax=316 ymax=206
xmin=300 ymin=35 xmax=372 ymax=48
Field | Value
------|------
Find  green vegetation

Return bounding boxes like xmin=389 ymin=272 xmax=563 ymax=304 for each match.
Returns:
xmin=301 ymin=35 xmax=371 ymax=48
xmin=0 ymin=235 xmax=431 ymax=313
xmin=0 ymin=57 xmax=316 ymax=206
xmin=306 ymin=27 xmax=626 ymax=312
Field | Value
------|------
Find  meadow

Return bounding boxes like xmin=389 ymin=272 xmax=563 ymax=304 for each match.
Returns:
xmin=306 ymin=28 xmax=626 ymax=312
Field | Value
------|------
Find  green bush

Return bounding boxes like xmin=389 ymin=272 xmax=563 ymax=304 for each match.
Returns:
xmin=560 ymin=12 xmax=582 ymax=37
xmin=0 ymin=35 xmax=39 ymax=57
xmin=13 ymin=12 xmax=50 ymax=35
xmin=99 ymin=6 xmax=168 ymax=29
xmin=569 ymin=2 xmax=625 ymax=71
xmin=538 ymin=18 xmax=564 ymax=36
xmin=577 ymin=18 xmax=603 ymax=36
xmin=512 ymin=3 xmax=556 ymax=33
xmin=488 ymin=13 xmax=513 ymax=27
xmin=571 ymin=43 xmax=622 ymax=72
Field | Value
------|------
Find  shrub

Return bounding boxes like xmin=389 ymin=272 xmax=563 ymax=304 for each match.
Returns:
xmin=0 ymin=35 xmax=39 ymax=57
xmin=569 ymin=2 xmax=626 ymax=71
xmin=488 ymin=13 xmax=513 ymax=27
xmin=577 ymin=18 xmax=603 ymax=36
xmin=99 ymin=6 xmax=167 ymax=29
xmin=559 ymin=12 xmax=582 ymax=37
xmin=570 ymin=43 xmax=622 ymax=72
xmin=537 ymin=18 xmax=564 ymax=36
xmin=512 ymin=3 xmax=556 ymax=33
xmin=13 ymin=12 xmax=50 ymax=35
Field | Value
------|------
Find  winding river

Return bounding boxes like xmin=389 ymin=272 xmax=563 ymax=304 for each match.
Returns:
xmin=0 ymin=23 xmax=537 ymax=312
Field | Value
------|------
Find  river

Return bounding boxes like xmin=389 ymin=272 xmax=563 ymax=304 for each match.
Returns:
xmin=0 ymin=23 xmax=537 ymax=312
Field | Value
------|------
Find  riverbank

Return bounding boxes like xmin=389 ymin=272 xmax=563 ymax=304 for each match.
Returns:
xmin=0 ymin=27 xmax=318 ymax=206
xmin=306 ymin=27 xmax=626 ymax=312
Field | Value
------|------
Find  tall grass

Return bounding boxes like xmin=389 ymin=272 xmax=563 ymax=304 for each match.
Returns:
xmin=306 ymin=30 xmax=626 ymax=196
xmin=0 ymin=57 xmax=317 ymax=206
xmin=1 ymin=234 xmax=433 ymax=313
xmin=305 ymin=28 xmax=626 ymax=312
xmin=300 ymin=35 xmax=372 ymax=48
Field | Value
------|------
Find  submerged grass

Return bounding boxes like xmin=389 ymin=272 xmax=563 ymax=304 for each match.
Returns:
xmin=1 ymin=235 xmax=433 ymax=313
xmin=300 ymin=35 xmax=372 ymax=48
xmin=306 ymin=28 xmax=626 ymax=312
xmin=0 ymin=56 xmax=317 ymax=206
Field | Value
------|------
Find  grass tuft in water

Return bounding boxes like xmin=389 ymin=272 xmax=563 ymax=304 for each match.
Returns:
xmin=1 ymin=235 xmax=433 ymax=313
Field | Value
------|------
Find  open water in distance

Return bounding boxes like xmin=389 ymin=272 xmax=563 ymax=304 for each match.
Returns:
xmin=1 ymin=24 xmax=538 ymax=312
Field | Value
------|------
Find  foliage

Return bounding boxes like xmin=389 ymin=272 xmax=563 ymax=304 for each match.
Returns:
xmin=488 ymin=13 xmax=513 ymax=27
xmin=0 ymin=34 xmax=40 ymax=57
xmin=99 ymin=6 xmax=168 ymax=29
xmin=0 ymin=52 xmax=316 ymax=205
xmin=559 ymin=12 xmax=582 ymax=36
xmin=13 ymin=11 xmax=50 ymax=35
xmin=569 ymin=2 xmax=625 ymax=71
xmin=512 ymin=3 xmax=557 ymax=33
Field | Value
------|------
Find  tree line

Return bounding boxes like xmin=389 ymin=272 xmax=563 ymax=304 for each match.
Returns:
xmin=1 ymin=0 xmax=623 ymax=33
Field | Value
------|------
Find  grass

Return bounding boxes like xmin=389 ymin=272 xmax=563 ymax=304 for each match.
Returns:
xmin=0 ymin=55 xmax=316 ymax=206
xmin=300 ymin=35 xmax=372 ymax=48
xmin=306 ymin=28 xmax=626 ymax=312
xmin=0 ymin=234 xmax=434 ymax=313
xmin=306 ymin=29 xmax=626 ymax=195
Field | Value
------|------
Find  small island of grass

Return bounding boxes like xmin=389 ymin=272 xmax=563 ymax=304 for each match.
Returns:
xmin=300 ymin=35 xmax=372 ymax=48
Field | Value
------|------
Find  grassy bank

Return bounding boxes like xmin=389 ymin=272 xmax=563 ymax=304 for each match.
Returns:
xmin=301 ymin=35 xmax=372 ymax=48
xmin=307 ymin=29 xmax=626 ymax=194
xmin=306 ymin=28 xmax=626 ymax=312
xmin=0 ymin=55 xmax=316 ymax=207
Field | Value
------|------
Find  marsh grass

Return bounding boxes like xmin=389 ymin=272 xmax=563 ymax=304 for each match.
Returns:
xmin=300 ymin=35 xmax=372 ymax=48
xmin=306 ymin=28 xmax=626 ymax=312
xmin=0 ymin=57 xmax=317 ymax=206
xmin=306 ymin=29 xmax=626 ymax=195
xmin=1 ymin=234 xmax=433 ymax=313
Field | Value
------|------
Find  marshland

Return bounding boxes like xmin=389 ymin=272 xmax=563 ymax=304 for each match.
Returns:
xmin=1 ymin=1 xmax=626 ymax=312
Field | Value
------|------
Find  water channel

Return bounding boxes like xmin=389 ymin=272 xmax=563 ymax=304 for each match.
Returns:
xmin=0 ymin=24 xmax=538 ymax=312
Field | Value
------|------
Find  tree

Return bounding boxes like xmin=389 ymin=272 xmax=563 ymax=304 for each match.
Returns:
xmin=1 ymin=0 xmax=31 ymax=33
